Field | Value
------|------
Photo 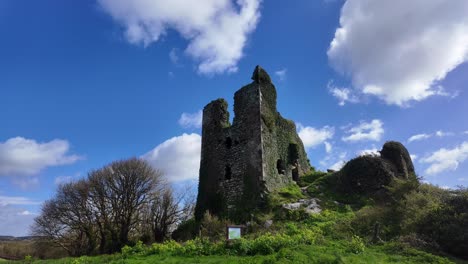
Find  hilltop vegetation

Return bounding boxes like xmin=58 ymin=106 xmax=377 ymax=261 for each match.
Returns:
xmin=6 ymin=168 xmax=468 ymax=263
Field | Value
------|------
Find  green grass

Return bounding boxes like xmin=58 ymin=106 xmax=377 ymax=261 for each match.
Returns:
xmin=12 ymin=173 xmax=467 ymax=264
xmin=15 ymin=241 xmax=456 ymax=264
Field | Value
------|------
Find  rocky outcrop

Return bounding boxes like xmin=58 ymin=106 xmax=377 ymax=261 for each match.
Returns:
xmin=380 ymin=141 xmax=415 ymax=179
xmin=334 ymin=141 xmax=415 ymax=195
xmin=282 ymin=198 xmax=321 ymax=214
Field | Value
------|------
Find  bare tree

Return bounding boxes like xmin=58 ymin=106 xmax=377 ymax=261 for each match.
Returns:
xmin=103 ymin=158 xmax=162 ymax=250
xmin=148 ymin=184 xmax=196 ymax=242
xmin=32 ymin=180 xmax=95 ymax=256
xmin=32 ymin=157 xmax=197 ymax=256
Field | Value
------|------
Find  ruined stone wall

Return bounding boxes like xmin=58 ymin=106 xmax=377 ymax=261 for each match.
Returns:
xmin=258 ymin=77 xmax=310 ymax=192
xmin=195 ymin=66 xmax=310 ymax=221
xmin=195 ymin=99 xmax=231 ymax=220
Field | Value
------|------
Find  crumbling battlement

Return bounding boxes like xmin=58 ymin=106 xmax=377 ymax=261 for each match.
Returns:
xmin=195 ymin=66 xmax=310 ymax=221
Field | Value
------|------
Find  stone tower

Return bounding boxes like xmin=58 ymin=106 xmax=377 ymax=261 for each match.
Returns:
xmin=195 ymin=66 xmax=310 ymax=221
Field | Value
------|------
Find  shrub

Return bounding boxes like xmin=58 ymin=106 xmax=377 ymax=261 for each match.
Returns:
xmin=348 ymin=235 xmax=365 ymax=254
xmin=200 ymin=212 xmax=230 ymax=242
xmin=148 ymin=240 xmax=183 ymax=255
xmin=172 ymin=218 xmax=198 ymax=242
xmin=299 ymin=171 xmax=328 ymax=186
xmin=417 ymin=187 xmax=468 ymax=259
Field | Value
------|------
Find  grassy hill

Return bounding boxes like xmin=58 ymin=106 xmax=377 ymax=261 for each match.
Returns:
xmin=8 ymin=171 xmax=468 ymax=264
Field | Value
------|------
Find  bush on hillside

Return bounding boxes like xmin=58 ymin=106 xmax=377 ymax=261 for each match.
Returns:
xmin=417 ymin=187 xmax=468 ymax=259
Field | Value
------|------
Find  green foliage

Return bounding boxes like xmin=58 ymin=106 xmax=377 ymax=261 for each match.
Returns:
xmin=267 ymin=184 xmax=304 ymax=209
xmin=348 ymin=235 xmax=366 ymax=254
xmin=200 ymin=212 xmax=230 ymax=242
xmin=171 ymin=218 xmax=199 ymax=241
xmin=70 ymin=256 xmax=90 ymax=264
xmin=417 ymin=187 xmax=468 ymax=258
xmin=20 ymin=173 xmax=466 ymax=263
xmin=299 ymin=171 xmax=328 ymax=186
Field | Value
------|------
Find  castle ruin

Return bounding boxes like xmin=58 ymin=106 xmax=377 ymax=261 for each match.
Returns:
xmin=195 ymin=66 xmax=310 ymax=220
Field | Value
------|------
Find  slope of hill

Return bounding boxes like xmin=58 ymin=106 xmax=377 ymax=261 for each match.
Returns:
xmin=15 ymin=169 xmax=468 ymax=264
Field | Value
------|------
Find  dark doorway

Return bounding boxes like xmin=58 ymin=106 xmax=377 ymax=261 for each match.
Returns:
xmin=292 ymin=160 xmax=299 ymax=182
xmin=225 ymin=165 xmax=232 ymax=180
xmin=288 ymin=144 xmax=299 ymax=164
xmin=225 ymin=137 xmax=232 ymax=149
xmin=277 ymin=159 xmax=286 ymax=175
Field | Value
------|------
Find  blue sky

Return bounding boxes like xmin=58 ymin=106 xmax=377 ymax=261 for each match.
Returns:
xmin=1 ymin=0 xmax=467 ymax=236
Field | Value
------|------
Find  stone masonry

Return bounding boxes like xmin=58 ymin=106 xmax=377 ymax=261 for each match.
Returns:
xmin=195 ymin=66 xmax=310 ymax=221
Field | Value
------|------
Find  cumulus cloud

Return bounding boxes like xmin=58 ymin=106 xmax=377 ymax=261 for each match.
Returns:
xmin=358 ymin=148 xmax=380 ymax=156
xmin=328 ymin=81 xmax=359 ymax=106
xmin=178 ymin=110 xmax=203 ymax=129
xmin=297 ymin=124 xmax=334 ymax=149
xmin=275 ymin=68 xmax=287 ymax=81
xmin=0 ymin=205 xmax=37 ymax=236
xmin=420 ymin=141 xmax=468 ymax=175
xmin=169 ymin=48 xmax=180 ymax=65
xmin=329 ymin=160 xmax=346 ymax=171
xmin=142 ymin=133 xmax=201 ymax=182
xmin=54 ymin=175 xmax=74 ymax=185
xmin=410 ymin=154 xmax=418 ymax=161
xmin=12 ymin=177 xmax=39 ymax=190
xmin=330 ymin=152 xmax=348 ymax=171
xmin=408 ymin=131 xmax=454 ymax=143
xmin=98 ymin=0 xmax=262 ymax=74
xmin=342 ymin=119 xmax=383 ymax=142
xmin=320 ymin=151 xmax=347 ymax=171
xmin=0 ymin=137 xmax=81 ymax=176
xmin=0 ymin=196 xmax=41 ymax=206
xmin=435 ymin=130 xmax=454 ymax=137
xmin=408 ymin=133 xmax=431 ymax=143
xmin=324 ymin=142 xmax=332 ymax=153
xmin=328 ymin=0 xmax=468 ymax=105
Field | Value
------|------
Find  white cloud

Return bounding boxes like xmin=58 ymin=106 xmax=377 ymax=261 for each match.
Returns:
xmin=0 ymin=137 xmax=81 ymax=176
xmin=328 ymin=0 xmax=468 ymax=106
xmin=410 ymin=154 xmax=418 ymax=161
xmin=0 ymin=205 xmax=37 ymax=236
xmin=18 ymin=210 xmax=35 ymax=216
xmin=464 ymin=131 xmax=468 ymax=135
xmin=330 ymin=160 xmax=346 ymax=171
xmin=358 ymin=148 xmax=380 ymax=156
xmin=435 ymin=130 xmax=454 ymax=137
xmin=98 ymin=0 xmax=261 ymax=74
xmin=297 ymin=124 xmax=334 ymax=149
xmin=458 ymin=177 xmax=466 ymax=182
xmin=169 ymin=48 xmax=180 ymax=65
xmin=432 ymin=85 xmax=459 ymax=99
xmin=408 ymin=131 xmax=455 ymax=143
xmin=12 ymin=177 xmax=39 ymax=189
xmin=342 ymin=119 xmax=383 ymax=142
xmin=178 ymin=110 xmax=203 ymax=129
xmin=142 ymin=133 xmax=201 ymax=182
xmin=324 ymin=142 xmax=332 ymax=153
xmin=320 ymin=151 xmax=347 ymax=171
xmin=328 ymin=81 xmax=359 ymax=106
xmin=420 ymin=141 xmax=468 ymax=175
xmin=54 ymin=175 xmax=73 ymax=185
xmin=408 ymin=133 xmax=431 ymax=143
xmin=275 ymin=68 xmax=287 ymax=81
xmin=0 ymin=196 xmax=41 ymax=206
